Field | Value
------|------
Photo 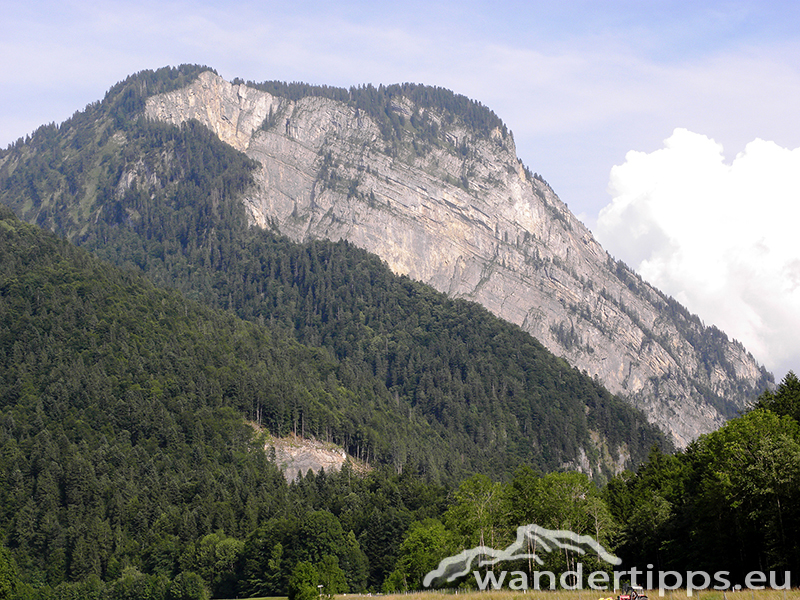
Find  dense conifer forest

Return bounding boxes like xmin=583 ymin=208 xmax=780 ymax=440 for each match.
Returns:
xmin=1 ymin=66 xmax=797 ymax=599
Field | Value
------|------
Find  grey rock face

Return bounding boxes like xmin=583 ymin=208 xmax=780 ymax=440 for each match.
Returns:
xmin=147 ymin=72 xmax=770 ymax=447
xmin=266 ymin=435 xmax=352 ymax=483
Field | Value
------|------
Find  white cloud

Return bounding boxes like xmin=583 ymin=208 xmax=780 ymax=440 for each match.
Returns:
xmin=596 ymin=128 xmax=800 ymax=377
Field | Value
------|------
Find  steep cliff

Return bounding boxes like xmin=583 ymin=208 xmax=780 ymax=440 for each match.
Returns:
xmin=145 ymin=71 xmax=771 ymax=447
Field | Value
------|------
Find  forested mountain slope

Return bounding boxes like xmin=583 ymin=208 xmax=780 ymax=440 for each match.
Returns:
xmin=0 ymin=162 xmax=663 ymax=598
xmin=0 ymin=203 xmax=408 ymax=596
xmin=0 ymin=199 xmax=664 ymax=489
xmin=0 ymin=66 xmax=667 ymax=480
xmin=0 ymin=206 xmax=455 ymax=599
xmin=0 ymin=64 xmax=791 ymax=599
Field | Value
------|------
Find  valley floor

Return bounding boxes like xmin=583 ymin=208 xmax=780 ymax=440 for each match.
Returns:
xmin=375 ymin=590 xmax=795 ymax=600
xmin=227 ymin=590 xmax=800 ymax=600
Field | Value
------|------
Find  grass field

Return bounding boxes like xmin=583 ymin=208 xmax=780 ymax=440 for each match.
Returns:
xmin=228 ymin=590 xmax=800 ymax=600
xmin=373 ymin=590 xmax=800 ymax=600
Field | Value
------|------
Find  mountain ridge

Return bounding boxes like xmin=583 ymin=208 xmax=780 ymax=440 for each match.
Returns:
xmin=0 ymin=199 xmax=663 ymax=485
xmin=0 ymin=69 xmax=670 ymax=480
xmin=0 ymin=61 xmax=793 ymax=599
xmin=143 ymin=69 xmax=771 ymax=447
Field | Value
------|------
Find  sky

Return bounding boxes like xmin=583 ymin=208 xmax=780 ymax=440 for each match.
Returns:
xmin=2 ymin=0 xmax=800 ymax=377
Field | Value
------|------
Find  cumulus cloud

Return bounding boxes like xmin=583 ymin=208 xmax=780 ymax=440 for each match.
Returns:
xmin=596 ymin=128 xmax=800 ymax=377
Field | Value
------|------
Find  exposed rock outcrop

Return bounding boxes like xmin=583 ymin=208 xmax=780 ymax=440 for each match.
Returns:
xmin=147 ymin=72 xmax=771 ymax=447
xmin=266 ymin=434 xmax=357 ymax=482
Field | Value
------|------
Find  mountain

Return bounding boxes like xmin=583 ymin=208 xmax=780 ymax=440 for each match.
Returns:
xmin=0 ymin=61 xmax=776 ymax=600
xmin=0 ymin=201 xmax=440 ymax=474
xmin=0 ymin=65 xmax=770 ymax=449
xmin=0 ymin=202 xmax=668 ymax=597
xmin=0 ymin=67 xmax=669 ymax=481
xmin=145 ymin=69 xmax=770 ymax=446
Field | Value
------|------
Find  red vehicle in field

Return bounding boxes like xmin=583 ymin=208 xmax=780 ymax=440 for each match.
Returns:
xmin=617 ymin=586 xmax=648 ymax=600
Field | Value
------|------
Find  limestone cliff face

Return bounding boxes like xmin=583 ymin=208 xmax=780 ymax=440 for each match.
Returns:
xmin=147 ymin=71 xmax=770 ymax=447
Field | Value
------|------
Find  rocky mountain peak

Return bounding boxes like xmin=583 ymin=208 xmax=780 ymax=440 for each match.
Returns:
xmin=146 ymin=71 xmax=771 ymax=447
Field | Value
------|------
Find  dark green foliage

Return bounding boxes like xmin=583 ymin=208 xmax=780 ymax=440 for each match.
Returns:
xmin=168 ymin=571 xmax=208 ymax=600
xmin=605 ymin=372 xmax=800 ymax=587
xmin=287 ymin=561 xmax=319 ymax=600
xmin=232 ymin=234 xmax=668 ymax=476
xmin=0 ymin=111 xmax=256 ymax=250
xmin=0 ymin=547 xmax=18 ymax=600
xmin=108 ymin=567 xmax=168 ymax=600
xmin=0 ymin=205 xmax=423 ymax=469
xmin=0 ymin=206 xmax=452 ymax=597
xmin=103 ymin=65 xmax=216 ymax=128
xmin=245 ymin=79 xmax=508 ymax=143
xmin=383 ymin=518 xmax=452 ymax=592
xmin=753 ymin=369 xmax=800 ymax=422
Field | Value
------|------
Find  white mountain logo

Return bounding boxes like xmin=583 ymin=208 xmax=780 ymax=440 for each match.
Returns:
xmin=423 ymin=524 xmax=622 ymax=587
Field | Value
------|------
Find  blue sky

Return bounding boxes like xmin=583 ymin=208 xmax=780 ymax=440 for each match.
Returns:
xmin=3 ymin=0 xmax=800 ymax=376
